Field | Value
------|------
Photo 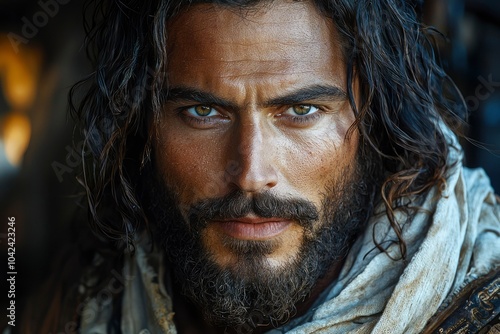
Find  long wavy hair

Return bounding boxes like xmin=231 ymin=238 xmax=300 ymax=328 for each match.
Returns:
xmin=23 ymin=0 xmax=468 ymax=332
xmin=71 ymin=0 xmax=466 ymax=254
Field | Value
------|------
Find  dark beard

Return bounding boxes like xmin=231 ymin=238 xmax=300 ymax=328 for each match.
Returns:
xmin=142 ymin=149 xmax=379 ymax=330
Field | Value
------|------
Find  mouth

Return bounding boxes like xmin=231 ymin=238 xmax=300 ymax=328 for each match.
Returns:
xmin=211 ymin=216 xmax=292 ymax=240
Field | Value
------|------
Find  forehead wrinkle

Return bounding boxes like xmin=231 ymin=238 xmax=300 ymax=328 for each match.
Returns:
xmin=168 ymin=2 xmax=334 ymax=47
xmin=166 ymin=5 xmax=341 ymax=71
xmin=214 ymin=41 xmax=331 ymax=58
xmin=177 ymin=23 xmax=335 ymax=65
xmin=215 ymin=69 xmax=328 ymax=80
xmin=194 ymin=58 xmax=328 ymax=66
xmin=188 ymin=55 xmax=332 ymax=78
xmin=209 ymin=24 xmax=331 ymax=48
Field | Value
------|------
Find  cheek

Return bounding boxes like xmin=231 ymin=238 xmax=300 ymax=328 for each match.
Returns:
xmin=154 ymin=129 xmax=225 ymax=205
xmin=280 ymin=117 xmax=359 ymax=201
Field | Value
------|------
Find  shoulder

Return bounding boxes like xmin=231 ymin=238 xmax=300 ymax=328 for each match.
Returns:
xmin=422 ymin=269 xmax=500 ymax=334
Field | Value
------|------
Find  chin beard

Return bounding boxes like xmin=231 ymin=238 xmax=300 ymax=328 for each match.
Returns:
xmin=142 ymin=149 xmax=380 ymax=329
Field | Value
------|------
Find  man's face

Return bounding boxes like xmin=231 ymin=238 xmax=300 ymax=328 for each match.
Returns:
xmin=150 ymin=0 xmax=373 ymax=327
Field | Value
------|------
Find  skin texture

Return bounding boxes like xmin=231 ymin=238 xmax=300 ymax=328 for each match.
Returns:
xmin=153 ymin=0 xmax=361 ymax=330
xmin=156 ymin=0 xmax=359 ymax=267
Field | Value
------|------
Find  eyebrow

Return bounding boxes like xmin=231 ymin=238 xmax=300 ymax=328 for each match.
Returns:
xmin=266 ymin=84 xmax=347 ymax=106
xmin=166 ymin=87 xmax=238 ymax=110
xmin=165 ymin=84 xmax=348 ymax=109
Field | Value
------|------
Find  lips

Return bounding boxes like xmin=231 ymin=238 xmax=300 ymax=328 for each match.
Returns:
xmin=212 ymin=217 xmax=292 ymax=240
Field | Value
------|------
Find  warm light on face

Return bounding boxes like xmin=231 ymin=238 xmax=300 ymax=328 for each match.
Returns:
xmin=154 ymin=0 xmax=360 ymax=270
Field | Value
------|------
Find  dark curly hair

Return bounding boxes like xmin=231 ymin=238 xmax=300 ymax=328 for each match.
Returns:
xmin=22 ymin=0 xmax=468 ymax=331
xmin=70 ymin=0 xmax=466 ymax=255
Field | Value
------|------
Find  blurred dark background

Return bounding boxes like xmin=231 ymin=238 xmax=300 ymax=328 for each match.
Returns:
xmin=0 ymin=0 xmax=499 ymax=329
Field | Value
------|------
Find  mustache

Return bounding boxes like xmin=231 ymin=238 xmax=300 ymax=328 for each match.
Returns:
xmin=187 ymin=190 xmax=319 ymax=230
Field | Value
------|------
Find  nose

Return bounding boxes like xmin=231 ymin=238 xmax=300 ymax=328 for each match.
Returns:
xmin=229 ymin=117 xmax=278 ymax=193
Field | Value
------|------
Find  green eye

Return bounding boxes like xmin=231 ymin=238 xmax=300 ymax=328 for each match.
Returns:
xmin=185 ymin=105 xmax=220 ymax=117
xmin=284 ymin=105 xmax=319 ymax=116
xmin=193 ymin=105 xmax=212 ymax=116
xmin=292 ymin=105 xmax=313 ymax=115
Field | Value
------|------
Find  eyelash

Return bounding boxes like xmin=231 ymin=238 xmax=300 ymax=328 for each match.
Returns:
xmin=179 ymin=112 xmax=222 ymax=126
xmin=280 ymin=107 xmax=323 ymax=125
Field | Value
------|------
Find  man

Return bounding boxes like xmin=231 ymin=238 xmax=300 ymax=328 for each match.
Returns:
xmin=23 ymin=0 xmax=500 ymax=333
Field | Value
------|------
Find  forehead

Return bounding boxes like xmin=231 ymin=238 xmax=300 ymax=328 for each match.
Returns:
xmin=166 ymin=0 xmax=346 ymax=99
